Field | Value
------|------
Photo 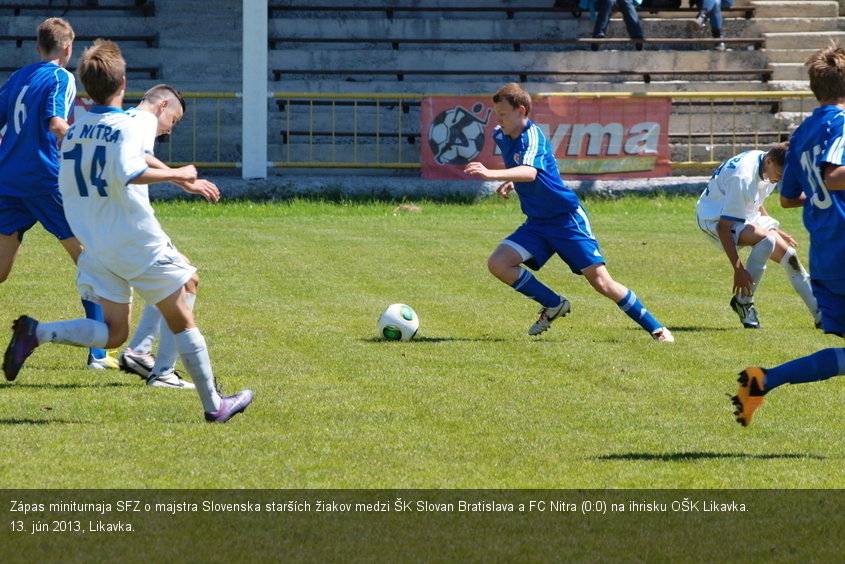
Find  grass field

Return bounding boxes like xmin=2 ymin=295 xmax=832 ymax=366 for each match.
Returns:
xmin=0 ymin=193 xmax=843 ymax=490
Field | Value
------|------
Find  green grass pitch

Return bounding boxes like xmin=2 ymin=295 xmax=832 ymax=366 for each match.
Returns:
xmin=0 ymin=193 xmax=843 ymax=490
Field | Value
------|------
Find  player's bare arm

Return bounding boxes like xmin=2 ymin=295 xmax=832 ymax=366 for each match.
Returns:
xmin=464 ymin=162 xmax=536 ymax=182
xmin=49 ymin=116 xmax=69 ymax=141
xmin=716 ymin=218 xmax=754 ymax=295
xmin=143 ymin=153 xmax=220 ymax=202
xmin=823 ymin=162 xmax=845 ymax=190
xmin=780 ymin=193 xmax=806 ymax=208
xmin=135 ymin=165 xmax=197 ymax=186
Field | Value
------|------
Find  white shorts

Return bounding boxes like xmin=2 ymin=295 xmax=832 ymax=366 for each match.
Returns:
xmin=697 ymin=214 xmax=780 ymax=249
xmin=77 ymin=248 xmax=196 ymax=306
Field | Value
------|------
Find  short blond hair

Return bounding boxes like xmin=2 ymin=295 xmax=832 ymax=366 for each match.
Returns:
xmin=37 ymin=17 xmax=74 ymax=55
xmin=805 ymin=41 xmax=845 ymax=102
xmin=77 ymin=39 xmax=125 ymax=105
xmin=493 ymin=82 xmax=532 ymax=115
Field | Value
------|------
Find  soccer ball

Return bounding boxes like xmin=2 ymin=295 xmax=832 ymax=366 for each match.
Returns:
xmin=378 ymin=304 xmax=419 ymax=342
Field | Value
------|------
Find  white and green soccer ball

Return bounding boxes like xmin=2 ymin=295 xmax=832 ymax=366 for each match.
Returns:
xmin=378 ymin=304 xmax=419 ymax=342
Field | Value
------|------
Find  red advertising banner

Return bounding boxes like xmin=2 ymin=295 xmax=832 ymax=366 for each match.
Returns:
xmin=420 ymin=95 xmax=671 ymax=180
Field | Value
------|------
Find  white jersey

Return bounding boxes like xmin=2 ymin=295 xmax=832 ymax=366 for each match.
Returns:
xmin=59 ymin=105 xmax=170 ymax=279
xmin=696 ymin=150 xmax=777 ymax=226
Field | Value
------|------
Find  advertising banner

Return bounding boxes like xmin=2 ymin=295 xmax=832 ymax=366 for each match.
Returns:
xmin=421 ymin=95 xmax=671 ymax=180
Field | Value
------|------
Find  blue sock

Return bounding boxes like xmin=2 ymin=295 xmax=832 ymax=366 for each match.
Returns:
xmin=764 ymin=348 xmax=845 ymax=392
xmin=82 ymin=298 xmax=106 ymax=359
xmin=616 ymin=289 xmax=661 ymax=333
xmin=511 ymin=268 xmax=561 ymax=308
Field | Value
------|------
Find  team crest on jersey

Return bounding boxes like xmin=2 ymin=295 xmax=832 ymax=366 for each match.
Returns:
xmin=514 ymin=153 xmax=523 ymax=164
xmin=427 ymin=103 xmax=492 ymax=165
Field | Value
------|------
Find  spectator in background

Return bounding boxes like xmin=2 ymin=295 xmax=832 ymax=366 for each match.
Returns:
xmin=591 ymin=0 xmax=645 ymax=51
xmin=691 ymin=0 xmax=732 ymax=51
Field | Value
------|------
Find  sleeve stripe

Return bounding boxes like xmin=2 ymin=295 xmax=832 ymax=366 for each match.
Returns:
xmin=523 ymin=125 xmax=539 ymax=165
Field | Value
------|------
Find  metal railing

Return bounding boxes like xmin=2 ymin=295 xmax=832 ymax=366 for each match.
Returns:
xmin=116 ymin=90 xmax=817 ymax=172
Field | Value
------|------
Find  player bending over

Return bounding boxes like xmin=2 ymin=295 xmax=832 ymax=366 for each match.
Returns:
xmin=733 ymin=42 xmax=845 ymax=426
xmin=696 ymin=142 xmax=820 ymax=329
xmin=464 ymin=82 xmax=673 ymax=342
xmin=2 ymin=40 xmax=252 ymax=422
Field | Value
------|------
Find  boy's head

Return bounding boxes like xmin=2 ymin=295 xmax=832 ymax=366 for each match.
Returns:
xmin=763 ymin=141 xmax=788 ymax=183
xmin=140 ymin=84 xmax=186 ymax=136
xmin=492 ymin=83 xmax=532 ymax=138
xmin=805 ymin=42 xmax=845 ymax=103
xmin=77 ymin=39 xmax=126 ymax=106
xmin=36 ymin=17 xmax=74 ymax=66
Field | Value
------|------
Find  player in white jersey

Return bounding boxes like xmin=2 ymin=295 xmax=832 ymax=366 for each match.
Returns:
xmin=116 ymin=85 xmax=221 ymax=389
xmin=695 ymin=143 xmax=819 ymax=329
xmin=2 ymin=40 xmax=252 ymax=422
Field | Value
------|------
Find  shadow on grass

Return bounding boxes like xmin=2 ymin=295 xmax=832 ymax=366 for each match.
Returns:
xmin=657 ymin=326 xmax=731 ymax=333
xmin=0 ymin=418 xmax=76 ymax=425
xmin=364 ymin=336 xmax=508 ymax=343
xmin=0 ymin=381 xmax=131 ymax=390
xmin=596 ymin=451 xmax=826 ymax=462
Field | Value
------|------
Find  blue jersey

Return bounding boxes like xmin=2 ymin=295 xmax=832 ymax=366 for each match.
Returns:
xmin=493 ymin=120 xmax=581 ymax=219
xmin=0 ymin=61 xmax=76 ymax=197
xmin=781 ymin=105 xmax=845 ymax=281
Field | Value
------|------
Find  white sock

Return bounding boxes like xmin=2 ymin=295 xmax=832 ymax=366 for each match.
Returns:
xmin=741 ymin=234 xmax=775 ymax=302
xmin=36 ymin=319 xmax=109 ymax=348
xmin=174 ymin=327 xmax=220 ymax=412
xmin=151 ymin=293 xmax=196 ymax=376
xmin=780 ymin=247 xmax=820 ymax=321
xmin=127 ymin=304 xmax=162 ymax=354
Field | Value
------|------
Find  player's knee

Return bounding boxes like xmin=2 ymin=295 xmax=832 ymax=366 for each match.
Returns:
xmin=184 ymin=273 xmax=199 ymax=294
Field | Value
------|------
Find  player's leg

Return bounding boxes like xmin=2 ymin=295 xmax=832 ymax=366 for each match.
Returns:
xmin=733 ymin=280 xmax=845 ymax=426
xmin=730 ymin=223 xmax=774 ymax=328
xmin=488 ymin=233 xmax=569 ymax=335
xmin=0 ymin=232 xmax=21 ymax=284
xmin=147 ymin=273 xmax=199 ymax=389
xmin=119 ymin=303 xmax=160 ymax=378
xmin=2 ymin=298 xmax=127 ymax=382
xmin=135 ymin=252 xmax=251 ymax=422
xmin=767 ymin=233 xmax=820 ymax=326
xmin=33 ymin=183 xmax=117 ymax=370
xmin=581 ymin=263 xmax=672 ymax=341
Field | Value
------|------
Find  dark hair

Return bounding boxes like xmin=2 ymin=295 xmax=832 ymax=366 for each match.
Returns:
xmin=143 ymin=84 xmax=186 ymax=114
xmin=766 ymin=141 xmax=788 ymax=167
xmin=493 ymin=82 xmax=532 ymax=115
xmin=805 ymin=41 xmax=845 ymax=102
xmin=77 ymin=39 xmax=125 ymax=105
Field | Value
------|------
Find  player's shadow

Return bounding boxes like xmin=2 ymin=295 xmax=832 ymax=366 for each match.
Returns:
xmin=596 ymin=451 xmax=825 ymax=461
xmin=0 ymin=382 xmax=132 ymax=390
xmin=650 ymin=326 xmax=731 ymax=333
xmin=364 ymin=336 xmax=508 ymax=343
xmin=0 ymin=418 xmax=77 ymax=426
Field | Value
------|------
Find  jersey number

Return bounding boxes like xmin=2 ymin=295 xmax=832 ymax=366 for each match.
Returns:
xmin=63 ymin=145 xmax=108 ymax=197
xmin=800 ymin=145 xmax=832 ymax=210
xmin=13 ymin=85 xmax=29 ymax=134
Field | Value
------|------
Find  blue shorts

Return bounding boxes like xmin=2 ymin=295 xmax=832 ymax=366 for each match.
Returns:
xmin=0 ymin=193 xmax=74 ymax=241
xmin=503 ymin=207 xmax=605 ymax=274
xmin=812 ymin=278 xmax=845 ymax=337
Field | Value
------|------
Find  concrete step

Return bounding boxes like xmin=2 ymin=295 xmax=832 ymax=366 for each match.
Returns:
xmin=770 ymin=62 xmax=811 ymax=81
xmin=749 ymin=17 xmax=839 ymax=33
xmin=750 ymin=0 xmax=839 ymax=18
xmin=763 ymin=30 xmax=845 ymax=49
xmin=765 ymin=48 xmax=819 ymax=62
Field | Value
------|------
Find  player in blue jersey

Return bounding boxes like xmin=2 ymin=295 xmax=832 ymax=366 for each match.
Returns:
xmin=696 ymin=143 xmax=819 ymax=329
xmin=2 ymin=40 xmax=252 ymax=422
xmin=732 ymin=42 xmax=845 ymax=426
xmin=0 ymin=17 xmax=116 ymax=371
xmin=464 ymin=82 xmax=673 ymax=342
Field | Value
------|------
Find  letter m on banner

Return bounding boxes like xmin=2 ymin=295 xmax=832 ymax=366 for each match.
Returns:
xmin=420 ymin=95 xmax=671 ymax=180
